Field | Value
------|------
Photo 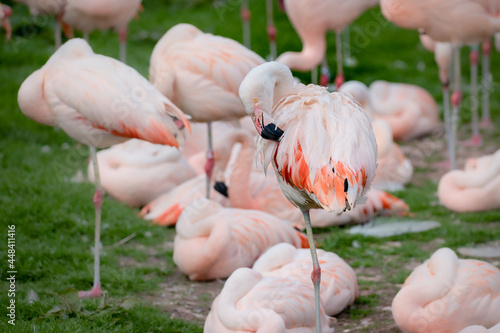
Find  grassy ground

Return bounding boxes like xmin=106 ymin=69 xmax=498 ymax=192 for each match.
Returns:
xmin=1 ymin=0 xmax=500 ymax=332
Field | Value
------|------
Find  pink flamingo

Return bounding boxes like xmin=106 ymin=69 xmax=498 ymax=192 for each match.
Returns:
xmin=276 ymin=0 xmax=379 ymax=87
xmin=173 ymin=198 xmax=308 ymax=281
xmin=381 ymin=0 xmax=500 ymax=169
xmin=87 ymin=139 xmax=195 ymax=208
xmin=204 ymin=267 xmax=335 ymax=332
xmin=239 ymin=61 xmax=377 ymax=333
xmin=0 ymin=2 xmax=11 ymax=40
xmin=17 ymin=39 xmax=189 ymax=298
xmin=438 ymin=149 xmax=500 ymax=212
xmin=459 ymin=324 xmax=500 ymax=333
xmin=392 ymin=247 xmax=500 ymax=333
xmin=62 ymin=0 xmax=142 ymax=63
xmin=149 ymin=23 xmax=265 ymax=197
xmin=253 ymin=243 xmax=359 ymax=316
xmin=14 ymin=0 xmax=69 ymax=47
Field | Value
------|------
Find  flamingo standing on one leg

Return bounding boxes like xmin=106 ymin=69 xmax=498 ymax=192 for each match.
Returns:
xmin=276 ymin=0 xmax=378 ymax=87
xmin=0 ymin=2 xmax=11 ymax=40
xmin=17 ymin=38 xmax=189 ymax=298
xmin=14 ymin=0 xmax=70 ymax=48
xmin=239 ymin=61 xmax=377 ymax=333
xmin=62 ymin=0 xmax=142 ymax=63
xmin=149 ymin=23 xmax=265 ymax=198
xmin=392 ymin=247 xmax=500 ymax=333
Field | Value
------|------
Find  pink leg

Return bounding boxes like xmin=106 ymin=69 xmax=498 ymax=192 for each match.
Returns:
xmin=434 ymin=84 xmax=452 ymax=169
xmin=301 ymin=209 xmax=321 ymax=333
xmin=241 ymin=0 xmax=251 ymax=49
xmin=461 ymin=45 xmax=482 ymax=147
xmin=118 ymin=26 xmax=127 ymax=63
xmin=79 ymin=146 xmax=103 ymax=299
xmin=205 ymin=122 xmax=215 ymax=198
xmin=334 ymin=31 xmax=344 ymax=89
xmin=481 ymin=41 xmax=492 ymax=128
xmin=266 ymin=0 xmax=277 ymax=60
xmin=320 ymin=59 xmax=331 ymax=88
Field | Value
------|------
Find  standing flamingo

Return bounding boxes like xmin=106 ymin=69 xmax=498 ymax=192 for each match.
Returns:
xmin=149 ymin=23 xmax=265 ymax=198
xmin=204 ymin=267 xmax=335 ymax=332
xmin=17 ymin=38 xmax=189 ymax=298
xmin=392 ymin=247 xmax=500 ymax=333
xmin=0 ymin=2 xmax=11 ymax=40
xmin=239 ymin=61 xmax=377 ymax=333
xmin=381 ymin=0 xmax=500 ymax=169
xmin=62 ymin=0 xmax=142 ymax=63
xmin=276 ymin=0 xmax=379 ymax=87
xmin=14 ymin=0 xmax=69 ymax=48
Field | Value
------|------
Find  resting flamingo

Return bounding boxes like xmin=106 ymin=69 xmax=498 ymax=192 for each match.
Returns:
xmin=149 ymin=23 xmax=265 ymax=197
xmin=253 ymin=243 xmax=358 ymax=316
xmin=173 ymin=198 xmax=308 ymax=281
xmin=239 ymin=61 xmax=377 ymax=333
xmin=87 ymin=139 xmax=195 ymax=207
xmin=62 ymin=0 xmax=142 ymax=63
xmin=438 ymin=148 xmax=500 ymax=212
xmin=459 ymin=324 xmax=500 ymax=333
xmin=17 ymin=38 xmax=189 ymax=298
xmin=204 ymin=267 xmax=335 ymax=333
xmin=0 ymin=2 xmax=11 ymax=40
xmin=276 ymin=0 xmax=379 ymax=87
xmin=392 ymin=247 xmax=500 ymax=333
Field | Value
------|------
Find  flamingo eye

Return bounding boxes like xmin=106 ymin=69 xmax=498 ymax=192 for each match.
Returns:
xmin=253 ymin=98 xmax=258 ymax=103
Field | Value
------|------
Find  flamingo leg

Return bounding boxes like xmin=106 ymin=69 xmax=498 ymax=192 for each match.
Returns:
xmin=461 ymin=44 xmax=481 ymax=146
xmin=79 ymin=146 xmax=103 ymax=298
xmin=481 ymin=40 xmax=491 ymax=128
xmin=450 ymin=46 xmax=462 ymax=170
xmin=241 ymin=0 xmax=251 ymax=49
xmin=266 ymin=0 xmax=277 ymax=60
xmin=311 ymin=66 xmax=318 ymax=85
xmin=118 ymin=26 xmax=127 ymax=63
xmin=301 ymin=208 xmax=321 ymax=333
xmin=205 ymin=121 xmax=215 ymax=198
xmin=54 ymin=18 xmax=62 ymax=49
xmin=334 ymin=31 xmax=344 ymax=89
xmin=83 ymin=31 xmax=89 ymax=42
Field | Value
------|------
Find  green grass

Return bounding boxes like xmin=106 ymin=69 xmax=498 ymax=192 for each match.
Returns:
xmin=1 ymin=0 xmax=500 ymax=332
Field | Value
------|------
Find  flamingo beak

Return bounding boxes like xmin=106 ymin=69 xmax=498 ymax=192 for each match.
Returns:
xmin=252 ymin=102 xmax=284 ymax=142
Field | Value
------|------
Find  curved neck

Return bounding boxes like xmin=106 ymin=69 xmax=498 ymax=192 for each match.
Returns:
xmin=455 ymin=150 xmax=500 ymax=188
xmin=276 ymin=35 xmax=326 ymax=72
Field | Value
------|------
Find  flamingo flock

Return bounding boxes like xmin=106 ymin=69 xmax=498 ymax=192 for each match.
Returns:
xmin=11 ymin=0 xmax=500 ymax=332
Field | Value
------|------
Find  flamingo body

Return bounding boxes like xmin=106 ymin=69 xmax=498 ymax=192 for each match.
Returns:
xmin=253 ymin=243 xmax=358 ymax=316
xmin=173 ymin=198 xmax=308 ymax=281
xmin=204 ymin=267 xmax=335 ymax=333
xmin=392 ymin=247 xmax=500 ymax=333
xmin=459 ymin=324 xmax=500 ymax=333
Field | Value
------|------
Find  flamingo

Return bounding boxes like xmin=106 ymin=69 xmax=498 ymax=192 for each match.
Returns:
xmin=239 ymin=61 xmax=377 ymax=333
xmin=17 ymin=38 xmax=189 ymax=298
xmin=392 ymin=247 xmax=500 ymax=333
xmin=0 ymin=2 xmax=11 ymax=40
xmin=14 ymin=0 xmax=69 ymax=48
xmin=253 ymin=243 xmax=358 ymax=316
xmin=87 ymin=139 xmax=195 ymax=208
xmin=204 ymin=267 xmax=335 ymax=333
xmin=62 ymin=0 xmax=142 ymax=63
xmin=172 ymin=198 xmax=308 ymax=281
xmin=459 ymin=324 xmax=500 ymax=333
xmin=381 ymin=0 xmax=500 ymax=168
xmin=437 ymin=149 xmax=500 ymax=212
xmin=276 ymin=0 xmax=379 ymax=87
xmin=149 ymin=23 xmax=265 ymax=198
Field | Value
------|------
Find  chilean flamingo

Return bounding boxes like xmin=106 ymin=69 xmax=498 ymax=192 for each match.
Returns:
xmin=459 ymin=324 xmax=500 ymax=333
xmin=149 ymin=23 xmax=265 ymax=198
xmin=17 ymin=39 xmax=189 ymax=298
xmin=87 ymin=139 xmax=195 ymax=207
xmin=276 ymin=0 xmax=379 ymax=87
xmin=62 ymin=0 xmax=142 ymax=63
xmin=204 ymin=267 xmax=335 ymax=332
xmin=0 ymin=2 xmax=11 ymax=40
xmin=381 ymin=0 xmax=500 ymax=168
xmin=239 ymin=61 xmax=377 ymax=333
xmin=253 ymin=243 xmax=359 ymax=316
xmin=438 ymin=149 xmax=500 ymax=212
xmin=173 ymin=198 xmax=308 ymax=281
xmin=392 ymin=247 xmax=500 ymax=333
xmin=14 ymin=0 xmax=69 ymax=47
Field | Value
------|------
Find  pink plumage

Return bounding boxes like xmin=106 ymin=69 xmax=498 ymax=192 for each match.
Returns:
xmin=392 ymin=247 xmax=500 ymax=333
xmin=173 ymin=198 xmax=308 ymax=281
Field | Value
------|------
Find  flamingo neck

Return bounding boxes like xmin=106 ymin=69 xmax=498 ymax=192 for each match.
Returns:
xmin=454 ymin=151 xmax=500 ymax=188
